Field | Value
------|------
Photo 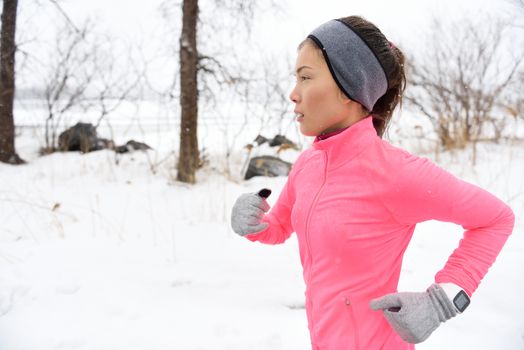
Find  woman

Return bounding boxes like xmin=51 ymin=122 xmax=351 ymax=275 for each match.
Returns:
xmin=230 ymin=16 xmax=514 ymax=349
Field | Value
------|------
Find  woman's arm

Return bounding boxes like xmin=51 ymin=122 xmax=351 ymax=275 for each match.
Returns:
xmin=388 ymin=155 xmax=515 ymax=296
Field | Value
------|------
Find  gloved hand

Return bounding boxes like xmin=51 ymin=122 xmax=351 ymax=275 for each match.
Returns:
xmin=370 ymin=284 xmax=457 ymax=344
xmin=231 ymin=189 xmax=272 ymax=236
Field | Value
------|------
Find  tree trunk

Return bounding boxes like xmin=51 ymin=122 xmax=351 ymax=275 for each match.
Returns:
xmin=0 ymin=0 xmax=23 ymax=164
xmin=176 ymin=0 xmax=199 ymax=183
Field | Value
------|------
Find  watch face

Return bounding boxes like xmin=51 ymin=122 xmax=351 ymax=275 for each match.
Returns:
xmin=453 ymin=290 xmax=471 ymax=312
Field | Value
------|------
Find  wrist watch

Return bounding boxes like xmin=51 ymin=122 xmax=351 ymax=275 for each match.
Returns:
xmin=452 ymin=289 xmax=471 ymax=313
xmin=440 ymin=283 xmax=471 ymax=313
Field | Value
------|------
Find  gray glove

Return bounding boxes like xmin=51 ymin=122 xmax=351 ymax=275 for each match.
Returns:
xmin=230 ymin=189 xmax=271 ymax=236
xmin=370 ymin=284 xmax=457 ymax=344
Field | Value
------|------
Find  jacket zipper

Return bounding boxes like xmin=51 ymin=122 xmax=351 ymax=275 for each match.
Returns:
xmin=304 ymin=151 xmax=328 ymax=339
xmin=345 ymin=297 xmax=360 ymax=350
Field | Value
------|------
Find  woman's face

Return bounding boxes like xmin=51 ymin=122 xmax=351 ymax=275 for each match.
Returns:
xmin=289 ymin=43 xmax=360 ymax=137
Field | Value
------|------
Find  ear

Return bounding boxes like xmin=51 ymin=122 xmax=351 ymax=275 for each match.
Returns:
xmin=337 ymin=89 xmax=368 ymax=116
xmin=336 ymin=89 xmax=351 ymax=104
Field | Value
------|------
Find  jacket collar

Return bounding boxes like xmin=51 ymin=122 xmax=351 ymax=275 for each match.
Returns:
xmin=312 ymin=116 xmax=377 ymax=168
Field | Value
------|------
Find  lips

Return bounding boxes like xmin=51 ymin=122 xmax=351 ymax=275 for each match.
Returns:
xmin=295 ymin=111 xmax=304 ymax=122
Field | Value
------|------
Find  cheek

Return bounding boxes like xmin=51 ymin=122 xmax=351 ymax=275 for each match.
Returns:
xmin=305 ymin=84 xmax=332 ymax=110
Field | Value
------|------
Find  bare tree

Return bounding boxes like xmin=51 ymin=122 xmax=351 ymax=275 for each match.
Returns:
xmin=0 ymin=0 xmax=24 ymax=164
xmin=197 ymin=50 xmax=295 ymax=179
xmin=91 ymin=42 xmax=144 ymax=129
xmin=41 ymin=22 xmax=97 ymax=153
xmin=501 ymin=70 xmax=524 ymax=123
xmin=406 ymin=17 xmax=524 ymax=151
xmin=39 ymin=18 xmax=142 ymax=154
xmin=165 ymin=0 xmax=281 ymax=183
xmin=177 ymin=0 xmax=199 ymax=183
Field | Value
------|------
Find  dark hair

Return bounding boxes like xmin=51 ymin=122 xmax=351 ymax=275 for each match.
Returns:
xmin=300 ymin=16 xmax=406 ymax=137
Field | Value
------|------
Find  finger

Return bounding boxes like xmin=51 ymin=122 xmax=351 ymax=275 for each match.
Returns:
xmin=246 ymin=198 xmax=269 ymax=211
xmin=245 ymin=213 xmax=264 ymax=225
xmin=233 ymin=198 xmax=263 ymax=215
xmin=248 ymin=200 xmax=270 ymax=213
xmin=237 ymin=209 xmax=264 ymax=225
xmin=247 ymin=222 xmax=268 ymax=234
xmin=370 ymin=294 xmax=401 ymax=311
xmin=260 ymin=199 xmax=270 ymax=213
xmin=243 ymin=195 xmax=269 ymax=211
xmin=241 ymin=206 xmax=265 ymax=219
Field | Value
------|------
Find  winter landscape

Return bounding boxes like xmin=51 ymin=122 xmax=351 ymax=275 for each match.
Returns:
xmin=1 ymin=0 xmax=523 ymax=349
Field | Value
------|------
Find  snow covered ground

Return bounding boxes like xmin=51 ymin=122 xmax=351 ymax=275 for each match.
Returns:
xmin=0 ymin=119 xmax=523 ymax=349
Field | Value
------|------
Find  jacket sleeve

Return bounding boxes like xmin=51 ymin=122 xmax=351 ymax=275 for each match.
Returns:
xmin=245 ymin=162 xmax=298 ymax=245
xmin=387 ymin=154 xmax=515 ymax=296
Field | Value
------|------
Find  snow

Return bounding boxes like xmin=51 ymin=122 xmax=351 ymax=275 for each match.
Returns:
xmin=0 ymin=146 xmax=309 ymax=350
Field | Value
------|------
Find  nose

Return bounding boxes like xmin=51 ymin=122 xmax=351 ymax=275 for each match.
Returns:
xmin=289 ymin=84 xmax=300 ymax=103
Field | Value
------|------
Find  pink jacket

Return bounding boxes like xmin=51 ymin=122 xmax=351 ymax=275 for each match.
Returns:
xmin=247 ymin=117 xmax=514 ymax=349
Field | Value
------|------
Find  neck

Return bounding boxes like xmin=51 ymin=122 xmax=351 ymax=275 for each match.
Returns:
xmin=317 ymin=110 xmax=369 ymax=139
xmin=317 ymin=127 xmax=349 ymax=141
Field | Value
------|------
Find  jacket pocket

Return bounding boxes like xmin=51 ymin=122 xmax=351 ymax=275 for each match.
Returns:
xmin=342 ymin=295 xmax=360 ymax=350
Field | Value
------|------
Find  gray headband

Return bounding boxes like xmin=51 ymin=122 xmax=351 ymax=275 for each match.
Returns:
xmin=308 ymin=19 xmax=388 ymax=111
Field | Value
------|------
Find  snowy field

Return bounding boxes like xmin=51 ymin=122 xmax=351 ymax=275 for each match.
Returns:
xmin=0 ymin=109 xmax=523 ymax=350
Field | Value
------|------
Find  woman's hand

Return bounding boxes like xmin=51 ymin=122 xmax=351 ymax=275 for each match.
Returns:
xmin=230 ymin=189 xmax=271 ymax=236
xmin=370 ymin=284 xmax=458 ymax=344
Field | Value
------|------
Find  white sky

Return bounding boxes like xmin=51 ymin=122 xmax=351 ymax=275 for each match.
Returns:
xmin=32 ymin=0 xmax=519 ymax=52
xmin=16 ymin=0 xmax=522 ymax=93
xmin=61 ymin=2 xmax=516 ymax=36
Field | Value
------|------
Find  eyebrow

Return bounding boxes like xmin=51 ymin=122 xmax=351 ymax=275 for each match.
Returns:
xmin=295 ymin=65 xmax=313 ymax=75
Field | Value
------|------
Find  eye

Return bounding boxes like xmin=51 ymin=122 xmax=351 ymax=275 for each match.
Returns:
xmin=298 ymin=75 xmax=310 ymax=82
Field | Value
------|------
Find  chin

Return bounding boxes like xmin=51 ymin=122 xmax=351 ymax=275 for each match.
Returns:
xmin=300 ymin=125 xmax=319 ymax=137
